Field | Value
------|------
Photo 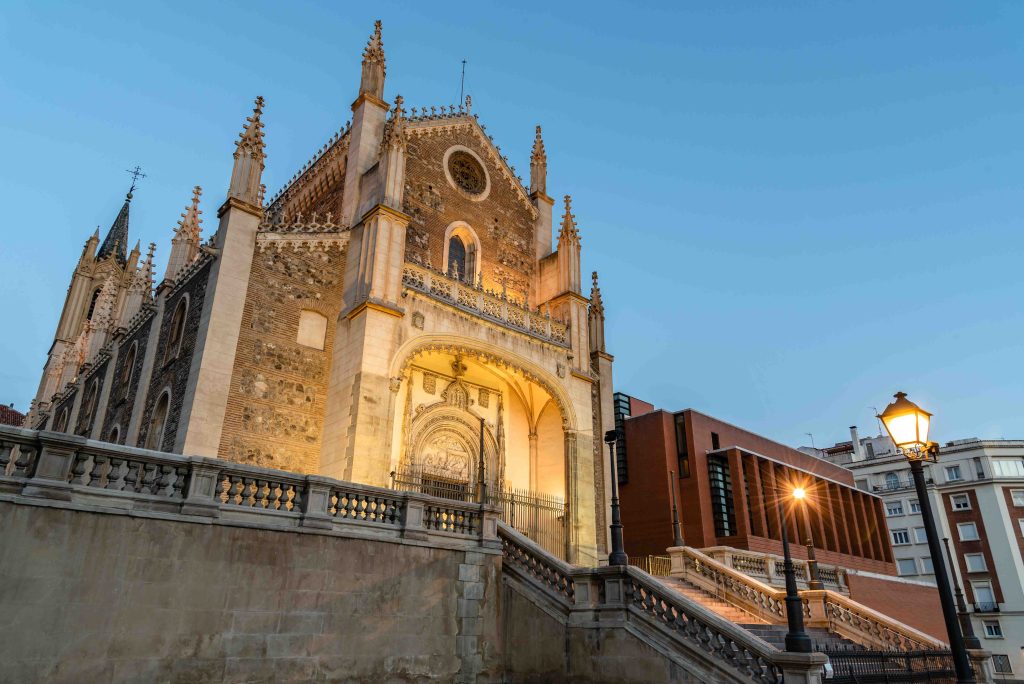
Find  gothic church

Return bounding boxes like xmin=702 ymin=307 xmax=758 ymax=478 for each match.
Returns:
xmin=25 ymin=21 xmax=614 ymax=564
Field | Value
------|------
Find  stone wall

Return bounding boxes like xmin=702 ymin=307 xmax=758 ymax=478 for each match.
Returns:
xmin=846 ymin=571 xmax=946 ymax=641
xmin=74 ymin=358 xmax=108 ymax=436
xmin=218 ymin=244 xmax=346 ymax=473
xmin=0 ymin=500 xmax=501 ymax=683
xmin=102 ymin=311 xmax=154 ymax=444
xmin=139 ymin=261 xmax=212 ymax=451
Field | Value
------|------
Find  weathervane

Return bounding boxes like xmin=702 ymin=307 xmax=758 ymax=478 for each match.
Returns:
xmin=125 ymin=165 xmax=147 ymax=196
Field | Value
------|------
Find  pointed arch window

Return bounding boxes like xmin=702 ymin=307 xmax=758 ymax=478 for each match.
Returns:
xmin=108 ymin=425 xmax=120 ymax=444
xmin=86 ymin=287 xmax=102 ymax=321
xmin=163 ymin=297 xmax=188 ymax=365
xmin=443 ymin=223 xmax=480 ymax=285
xmin=118 ymin=342 xmax=137 ymax=400
xmin=81 ymin=378 xmax=99 ymax=429
xmin=54 ymin=407 xmax=69 ymax=432
xmin=448 ymin=236 xmax=467 ymax=281
xmin=145 ymin=390 xmax=170 ymax=451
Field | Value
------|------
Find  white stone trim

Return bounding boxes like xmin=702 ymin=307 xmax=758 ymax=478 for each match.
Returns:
xmin=442 ymin=145 xmax=491 ymax=202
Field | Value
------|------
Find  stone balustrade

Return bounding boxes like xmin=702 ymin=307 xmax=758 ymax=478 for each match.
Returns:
xmin=500 ymin=524 xmax=832 ymax=684
xmin=0 ymin=425 xmax=499 ymax=548
xmin=401 ymin=263 xmax=570 ymax=347
xmin=700 ymin=545 xmax=849 ymax=594
xmin=668 ymin=546 xmax=946 ymax=652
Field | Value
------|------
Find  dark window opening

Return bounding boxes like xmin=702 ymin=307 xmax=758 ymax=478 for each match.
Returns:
xmin=707 ymin=454 xmax=735 ymax=537
xmin=711 ymin=432 xmax=720 ymax=450
xmin=447 ymin=236 xmax=467 ymax=281
xmin=86 ymin=287 xmax=102 ymax=321
xmin=674 ymin=413 xmax=690 ymax=478
xmin=612 ymin=392 xmax=631 ymax=484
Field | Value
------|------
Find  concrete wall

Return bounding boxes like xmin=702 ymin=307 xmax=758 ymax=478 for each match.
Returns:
xmin=0 ymin=501 xmax=501 ymax=683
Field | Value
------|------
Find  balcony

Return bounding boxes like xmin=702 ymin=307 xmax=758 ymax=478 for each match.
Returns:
xmin=401 ymin=263 xmax=570 ymax=347
xmin=973 ymin=601 xmax=1000 ymax=613
xmin=872 ymin=477 xmax=933 ymax=493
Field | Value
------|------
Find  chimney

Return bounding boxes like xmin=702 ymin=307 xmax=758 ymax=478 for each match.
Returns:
xmin=849 ymin=425 xmax=864 ymax=461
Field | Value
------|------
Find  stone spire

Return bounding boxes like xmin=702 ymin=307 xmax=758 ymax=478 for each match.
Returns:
xmin=119 ymin=243 xmax=155 ymax=328
xmin=557 ymin=195 xmax=580 ymax=245
xmin=166 ymin=186 xmax=203 ymax=281
xmin=228 ymin=97 xmax=266 ymax=207
xmin=588 ymin=271 xmax=606 ymax=354
xmin=98 ymin=192 xmax=131 ymax=264
xmin=530 ymin=125 xmax=547 ymax=195
xmin=81 ymin=228 xmax=101 ymax=263
xmin=359 ymin=20 xmax=386 ymax=100
xmin=381 ymin=95 xmax=408 ymax=210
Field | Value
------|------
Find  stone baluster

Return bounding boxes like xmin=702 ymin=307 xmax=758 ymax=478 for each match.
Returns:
xmin=142 ymin=463 xmax=159 ymax=494
xmin=69 ymin=452 xmax=93 ymax=486
xmin=254 ymin=479 xmax=268 ymax=508
xmin=0 ymin=440 xmax=12 ymax=476
xmin=156 ymin=465 xmax=175 ymax=497
xmin=105 ymin=456 xmax=126 ymax=490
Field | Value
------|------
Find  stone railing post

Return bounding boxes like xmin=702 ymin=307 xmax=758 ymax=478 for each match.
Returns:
xmin=967 ymin=649 xmax=996 ymax=684
xmin=766 ymin=556 xmax=777 ymax=584
xmin=181 ymin=459 xmax=223 ymax=517
xmin=480 ymin=506 xmax=500 ymax=550
xmin=667 ymin=546 xmax=687 ymax=578
xmin=402 ymin=497 xmax=428 ymax=541
xmin=773 ymin=652 xmax=828 ymax=684
xmin=21 ymin=432 xmax=84 ymax=500
xmin=299 ymin=476 xmax=334 ymax=529
xmin=802 ymin=589 xmax=830 ymax=628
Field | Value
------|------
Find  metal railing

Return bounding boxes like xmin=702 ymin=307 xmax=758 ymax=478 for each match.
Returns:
xmin=391 ymin=466 xmax=569 ymax=561
xmin=973 ymin=601 xmax=999 ymax=613
xmin=629 ymin=555 xmax=672 ymax=576
xmin=822 ymin=647 xmax=959 ymax=683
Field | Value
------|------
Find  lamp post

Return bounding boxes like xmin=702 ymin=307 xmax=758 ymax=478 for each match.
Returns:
xmin=669 ymin=470 xmax=685 ymax=548
xmin=792 ymin=487 xmax=824 ymax=591
xmin=777 ymin=497 xmax=812 ymax=653
xmin=943 ymin=537 xmax=983 ymax=650
xmin=604 ymin=429 xmax=628 ymax=566
xmin=878 ymin=392 xmax=975 ymax=683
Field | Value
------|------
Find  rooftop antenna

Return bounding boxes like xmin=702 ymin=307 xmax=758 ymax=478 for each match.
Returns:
xmin=868 ymin=407 xmax=883 ymax=435
xmin=805 ymin=432 xmax=816 ymax=450
xmin=459 ymin=59 xmax=467 ymax=105
xmin=125 ymin=165 xmax=146 ymax=195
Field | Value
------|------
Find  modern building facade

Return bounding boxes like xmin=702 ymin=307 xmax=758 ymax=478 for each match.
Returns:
xmin=614 ymin=393 xmax=896 ymax=574
xmin=810 ymin=432 xmax=1024 ymax=679
xmin=22 ymin=21 xmax=614 ymax=565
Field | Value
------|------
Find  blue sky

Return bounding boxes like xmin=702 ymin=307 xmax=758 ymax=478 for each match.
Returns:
xmin=1 ymin=1 xmax=1021 ymax=448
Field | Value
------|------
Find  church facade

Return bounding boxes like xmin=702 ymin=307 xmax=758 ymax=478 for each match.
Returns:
xmin=25 ymin=21 xmax=614 ymax=564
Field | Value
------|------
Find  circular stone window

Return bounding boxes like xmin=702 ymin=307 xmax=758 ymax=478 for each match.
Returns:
xmin=448 ymin=151 xmax=486 ymax=195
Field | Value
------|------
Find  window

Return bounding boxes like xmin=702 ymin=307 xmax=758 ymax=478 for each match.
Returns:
xmin=891 ymin=529 xmax=910 ymax=545
xmin=447 ymin=235 xmax=468 ymax=280
xmin=909 ymin=499 xmax=922 ymax=513
xmin=885 ymin=472 xmax=900 ymax=490
xmin=1019 ymin=519 xmax=1024 ymax=537
xmin=983 ymin=620 xmax=1003 ymax=638
xmin=886 ymin=501 xmax=904 ymax=516
xmin=993 ymin=654 xmax=1012 ymax=674
xmin=958 ymin=522 xmax=979 ymax=541
xmin=54 ymin=407 xmax=69 ymax=432
xmin=896 ymin=558 xmax=917 ymax=576
xmin=85 ymin=287 xmax=102 ymax=320
xmin=973 ymin=457 xmax=985 ymax=479
xmin=855 ymin=479 xmax=869 ymax=492
xmin=950 ymin=493 xmax=971 ymax=511
xmin=118 ymin=342 xmax=137 ymax=400
xmin=707 ymin=453 xmax=735 ymax=537
xmin=108 ymin=425 xmax=120 ymax=443
xmin=674 ymin=413 xmax=690 ymax=479
xmin=865 ymin=442 xmax=876 ymax=458
xmin=913 ymin=527 xmax=928 ymax=544
xmin=711 ymin=432 xmax=720 ymax=450
xmin=965 ymin=553 xmax=987 ymax=572
xmin=144 ymin=391 xmax=170 ymax=451
xmin=81 ymin=378 xmax=99 ymax=427
xmin=945 ymin=465 xmax=962 ymax=482
xmin=920 ymin=556 xmax=934 ymax=573
xmin=992 ymin=458 xmax=1024 ymax=478
xmin=163 ymin=298 xmax=188 ymax=364
xmin=1011 ymin=489 xmax=1024 ymax=507
xmin=297 ymin=310 xmax=328 ymax=350
xmin=972 ymin=581 xmax=996 ymax=611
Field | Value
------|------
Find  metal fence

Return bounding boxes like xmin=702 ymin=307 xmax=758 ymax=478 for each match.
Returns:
xmin=822 ymin=648 xmax=960 ymax=683
xmin=391 ymin=467 xmax=569 ymax=561
xmin=629 ymin=555 xmax=672 ymax=576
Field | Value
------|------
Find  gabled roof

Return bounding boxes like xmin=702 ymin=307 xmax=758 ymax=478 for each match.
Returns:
xmin=98 ymin=194 xmax=131 ymax=264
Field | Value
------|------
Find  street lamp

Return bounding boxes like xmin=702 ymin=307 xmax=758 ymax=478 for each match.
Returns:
xmin=943 ymin=537 xmax=983 ymax=650
xmin=878 ymin=392 xmax=975 ymax=683
xmin=792 ymin=486 xmax=824 ymax=591
xmin=604 ymin=429 xmax=628 ymax=566
xmin=777 ymin=496 xmax=812 ymax=653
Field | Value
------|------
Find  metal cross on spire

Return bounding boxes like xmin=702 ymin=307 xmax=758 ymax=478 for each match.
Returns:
xmin=125 ymin=165 xmax=147 ymax=196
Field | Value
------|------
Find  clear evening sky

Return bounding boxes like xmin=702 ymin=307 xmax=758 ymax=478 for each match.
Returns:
xmin=1 ymin=1 xmax=1021 ymax=449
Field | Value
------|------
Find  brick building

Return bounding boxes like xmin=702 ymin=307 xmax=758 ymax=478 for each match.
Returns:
xmin=614 ymin=393 xmax=896 ymax=574
xmin=23 ymin=21 xmax=614 ymax=565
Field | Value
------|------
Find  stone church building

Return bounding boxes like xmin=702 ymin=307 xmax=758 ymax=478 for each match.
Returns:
xmin=25 ymin=21 xmax=614 ymax=565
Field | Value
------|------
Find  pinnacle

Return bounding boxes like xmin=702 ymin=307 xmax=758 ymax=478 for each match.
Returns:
xmin=532 ymin=125 xmax=546 ymax=159
xmin=363 ymin=19 xmax=385 ymax=65
xmin=236 ymin=96 xmax=266 ymax=154
xmin=558 ymin=194 xmax=580 ymax=242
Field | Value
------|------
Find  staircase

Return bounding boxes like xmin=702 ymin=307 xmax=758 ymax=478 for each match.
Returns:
xmin=737 ymin=624 xmax=863 ymax=651
xmin=659 ymin=576 xmax=768 ymax=624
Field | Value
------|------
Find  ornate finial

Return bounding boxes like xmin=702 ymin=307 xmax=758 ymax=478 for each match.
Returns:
xmin=364 ymin=20 xmax=385 ymax=64
xmin=530 ymin=125 xmax=547 ymax=195
xmin=125 ymin=165 xmax=146 ymax=197
xmin=590 ymin=271 xmax=604 ymax=315
xmin=558 ymin=194 xmax=579 ymax=242
xmin=465 ymin=95 xmax=472 ymax=113
xmin=235 ymin=96 xmax=266 ymax=159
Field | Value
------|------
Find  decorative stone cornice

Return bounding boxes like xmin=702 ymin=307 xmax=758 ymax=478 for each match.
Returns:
xmin=217 ymin=196 xmax=263 ymax=219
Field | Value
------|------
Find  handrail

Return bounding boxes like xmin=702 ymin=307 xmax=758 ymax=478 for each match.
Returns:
xmin=499 ymin=523 xmax=783 ymax=683
xmin=401 ymin=263 xmax=569 ymax=347
xmin=668 ymin=546 xmax=945 ymax=651
xmin=699 ymin=545 xmax=848 ymax=593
